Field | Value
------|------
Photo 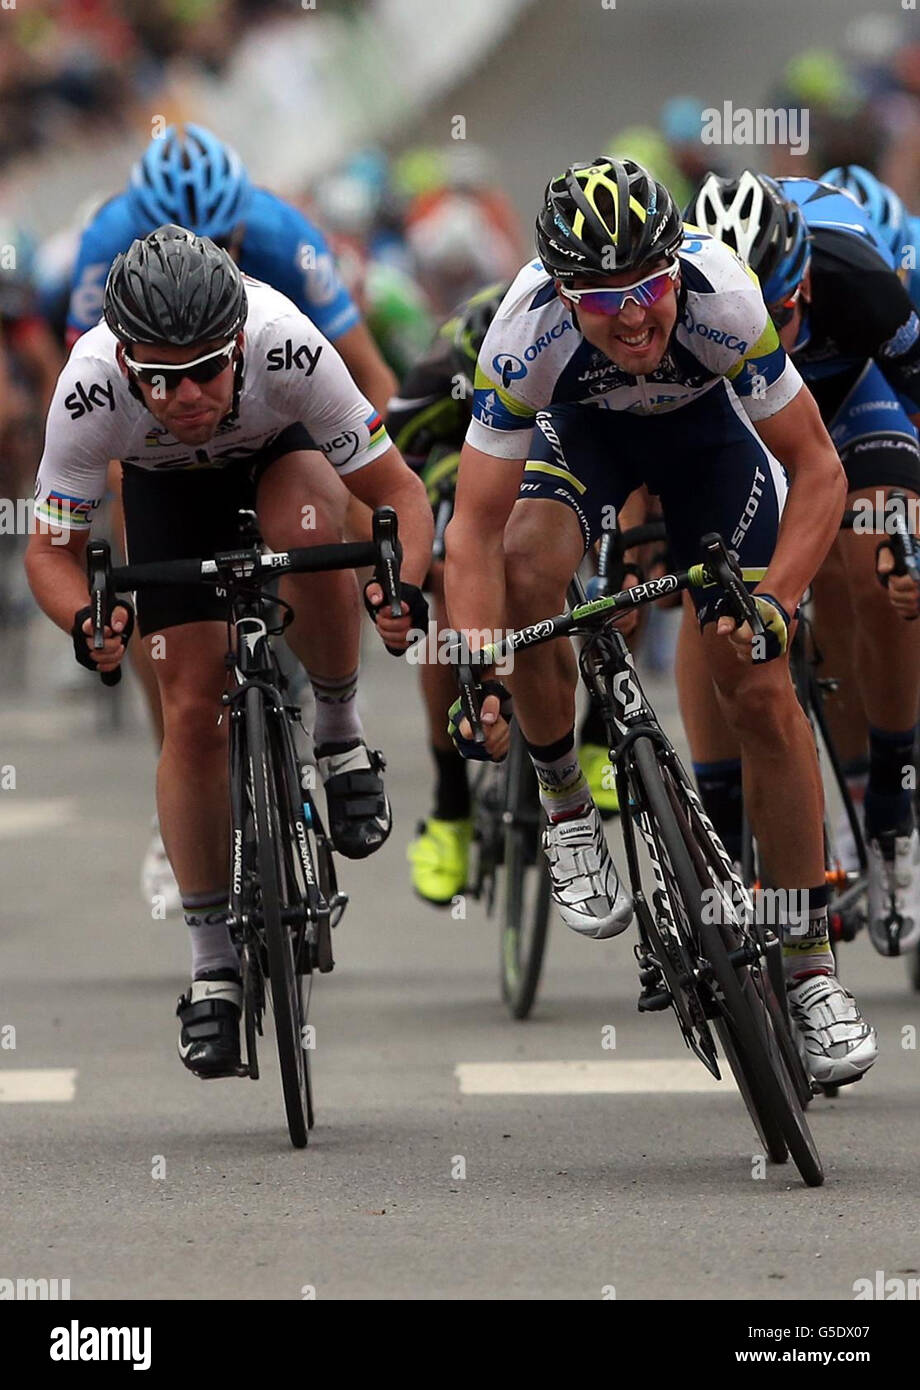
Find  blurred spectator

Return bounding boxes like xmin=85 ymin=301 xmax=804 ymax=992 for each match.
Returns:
xmin=0 ymin=0 xmax=285 ymax=172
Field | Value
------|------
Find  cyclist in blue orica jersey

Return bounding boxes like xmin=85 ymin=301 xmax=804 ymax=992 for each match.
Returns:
xmin=445 ymin=158 xmax=877 ymax=1089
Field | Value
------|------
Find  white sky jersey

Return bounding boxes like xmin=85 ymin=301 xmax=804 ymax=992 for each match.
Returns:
xmin=35 ymin=278 xmax=390 ymax=530
xmin=467 ymin=230 xmax=804 ymax=459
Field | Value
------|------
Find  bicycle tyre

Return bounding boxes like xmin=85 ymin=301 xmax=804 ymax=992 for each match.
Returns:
xmin=246 ymin=685 xmax=309 ymax=1149
xmin=635 ymin=739 xmax=823 ymax=1186
xmin=499 ymin=726 xmax=552 ymax=1019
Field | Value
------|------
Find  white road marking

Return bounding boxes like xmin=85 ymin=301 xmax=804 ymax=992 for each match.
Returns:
xmin=0 ymin=799 xmax=75 ymax=839
xmin=0 ymin=1069 xmax=77 ymax=1102
xmin=455 ymin=1059 xmax=737 ymax=1095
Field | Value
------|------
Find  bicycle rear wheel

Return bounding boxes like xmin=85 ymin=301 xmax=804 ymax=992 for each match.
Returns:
xmin=499 ymin=726 xmax=552 ymax=1019
xmin=246 ymin=685 xmax=310 ymax=1149
xmin=634 ymin=739 xmax=823 ymax=1186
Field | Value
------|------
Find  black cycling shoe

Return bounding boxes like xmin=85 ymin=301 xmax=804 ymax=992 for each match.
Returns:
xmin=176 ymin=969 xmax=243 ymax=1079
xmin=316 ymin=739 xmax=392 ymax=860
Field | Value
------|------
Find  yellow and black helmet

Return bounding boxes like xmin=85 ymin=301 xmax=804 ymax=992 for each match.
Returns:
xmin=535 ymin=157 xmax=683 ymax=282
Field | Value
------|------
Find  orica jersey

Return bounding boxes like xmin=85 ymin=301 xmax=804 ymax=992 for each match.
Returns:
xmin=35 ymin=279 xmax=390 ymax=532
xmin=467 ymin=231 xmax=803 ymax=459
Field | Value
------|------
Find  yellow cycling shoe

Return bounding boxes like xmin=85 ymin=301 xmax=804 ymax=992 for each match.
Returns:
xmin=408 ymin=817 xmax=472 ymax=905
xmin=579 ymin=742 xmax=620 ymax=819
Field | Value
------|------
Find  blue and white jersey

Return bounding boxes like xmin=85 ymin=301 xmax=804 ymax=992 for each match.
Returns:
xmin=66 ymin=187 xmax=360 ymax=343
xmin=467 ymin=231 xmax=803 ymax=460
xmin=775 ymin=178 xmax=920 ymax=414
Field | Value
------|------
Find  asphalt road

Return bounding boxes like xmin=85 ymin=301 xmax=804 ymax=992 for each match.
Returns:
xmin=1 ymin=610 xmax=919 ymax=1302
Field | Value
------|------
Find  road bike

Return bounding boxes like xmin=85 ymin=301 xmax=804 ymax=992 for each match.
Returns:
xmin=452 ymin=533 xmax=824 ymax=1186
xmin=87 ymin=506 xmax=403 ymax=1148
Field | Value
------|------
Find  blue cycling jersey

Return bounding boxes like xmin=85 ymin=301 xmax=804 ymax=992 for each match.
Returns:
xmin=66 ymin=187 xmax=360 ymax=342
xmin=773 ymin=177 xmax=920 ymax=415
xmin=907 ymin=214 xmax=920 ymax=309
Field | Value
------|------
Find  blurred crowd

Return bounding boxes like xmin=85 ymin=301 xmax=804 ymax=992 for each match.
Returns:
xmin=0 ymin=0 xmax=309 ymax=171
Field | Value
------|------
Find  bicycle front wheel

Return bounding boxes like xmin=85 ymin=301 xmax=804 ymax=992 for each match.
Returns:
xmin=634 ymin=738 xmax=823 ymax=1186
xmin=246 ymin=685 xmax=310 ymax=1149
xmin=499 ymin=726 xmax=552 ymax=1019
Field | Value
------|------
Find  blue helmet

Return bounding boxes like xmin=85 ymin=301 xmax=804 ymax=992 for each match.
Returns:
xmin=128 ymin=124 xmax=252 ymax=242
xmin=819 ymin=165 xmax=907 ymax=261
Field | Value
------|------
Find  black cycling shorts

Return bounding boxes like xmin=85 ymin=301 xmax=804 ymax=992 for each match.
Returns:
xmin=519 ymin=381 xmax=786 ymax=625
xmin=122 ymin=423 xmax=315 ymax=636
xmin=823 ymin=361 xmax=920 ymax=494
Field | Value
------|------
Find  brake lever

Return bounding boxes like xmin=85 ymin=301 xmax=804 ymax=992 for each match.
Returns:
xmin=86 ymin=537 xmax=121 ymax=688
xmin=700 ymin=532 xmax=765 ymax=640
xmin=372 ymin=505 xmax=402 ymax=618
xmin=888 ymin=491 xmax=920 ymax=585
xmin=446 ymin=629 xmax=485 ymax=745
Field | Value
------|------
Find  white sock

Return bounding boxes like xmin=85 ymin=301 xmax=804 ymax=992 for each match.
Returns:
xmin=183 ymin=893 xmax=238 ymax=979
xmin=310 ymin=668 xmax=363 ymax=748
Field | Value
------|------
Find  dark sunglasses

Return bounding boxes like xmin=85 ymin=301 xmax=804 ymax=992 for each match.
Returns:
xmin=123 ymin=342 xmax=236 ymax=390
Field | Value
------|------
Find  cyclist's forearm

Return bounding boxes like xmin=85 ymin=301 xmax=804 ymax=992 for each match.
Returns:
xmin=375 ymin=471 xmax=434 ymax=588
xmin=763 ymin=458 xmax=847 ymax=612
xmin=444 ymin=520 xmax=507 ymax=649
xmin=346 ymin=450 xmax=434 ymax=587
xmin=25 ymin=537 xmax=90 ymax=633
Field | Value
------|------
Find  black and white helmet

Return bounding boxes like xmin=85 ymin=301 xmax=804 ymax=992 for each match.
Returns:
xmin=685 ymin=170 xmax=811 ymax=304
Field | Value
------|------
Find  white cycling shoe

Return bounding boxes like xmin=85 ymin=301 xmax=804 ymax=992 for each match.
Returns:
xmin=542 ymin=803 xmax=633 ymax=939
xmin=786 ymin=974 xmax=878 ymax=1086
xmin=867 ymin=828 xmax=920 ymax=956
xmin=140 ymin=817 xmax=182 ymax=916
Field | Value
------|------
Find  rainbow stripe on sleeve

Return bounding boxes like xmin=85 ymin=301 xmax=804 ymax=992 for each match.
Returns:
xmin=365 ymin=410 xmax=389 ymax=450
xmin=34 ymin=492 xmax=99 ymax=530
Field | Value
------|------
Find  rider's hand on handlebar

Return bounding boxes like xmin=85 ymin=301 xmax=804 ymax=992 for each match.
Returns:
xmin=363 ymin=580 xmax=429 ymax=655
xmin=71 ymin=601 xmax=135 ymax=674
xmin=449 ymin=686 xmax=513 ymax=762
xmin=876 ymin=542 xmax=920 ymax=620
xmin=716 ymin=593 xmax=790 ymax=662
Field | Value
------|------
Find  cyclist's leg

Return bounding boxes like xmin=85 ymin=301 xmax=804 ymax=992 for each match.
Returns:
xmin=254 ymin=441 xmax=390 ymax=859
xmin=122 ymin=463 xmax=246 ymax=1076
xmin=675 ymin=591 xmax=745 ymax=862
xmin=658 ymin=387 xmax=876 ymax=1082
xmin=656 ymin=389 xmax=825 ymax=900
xmin=502 ymin=405 xmax=641 ymax=938
xmin=830 ymin=366 xmax=920 ymax=952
